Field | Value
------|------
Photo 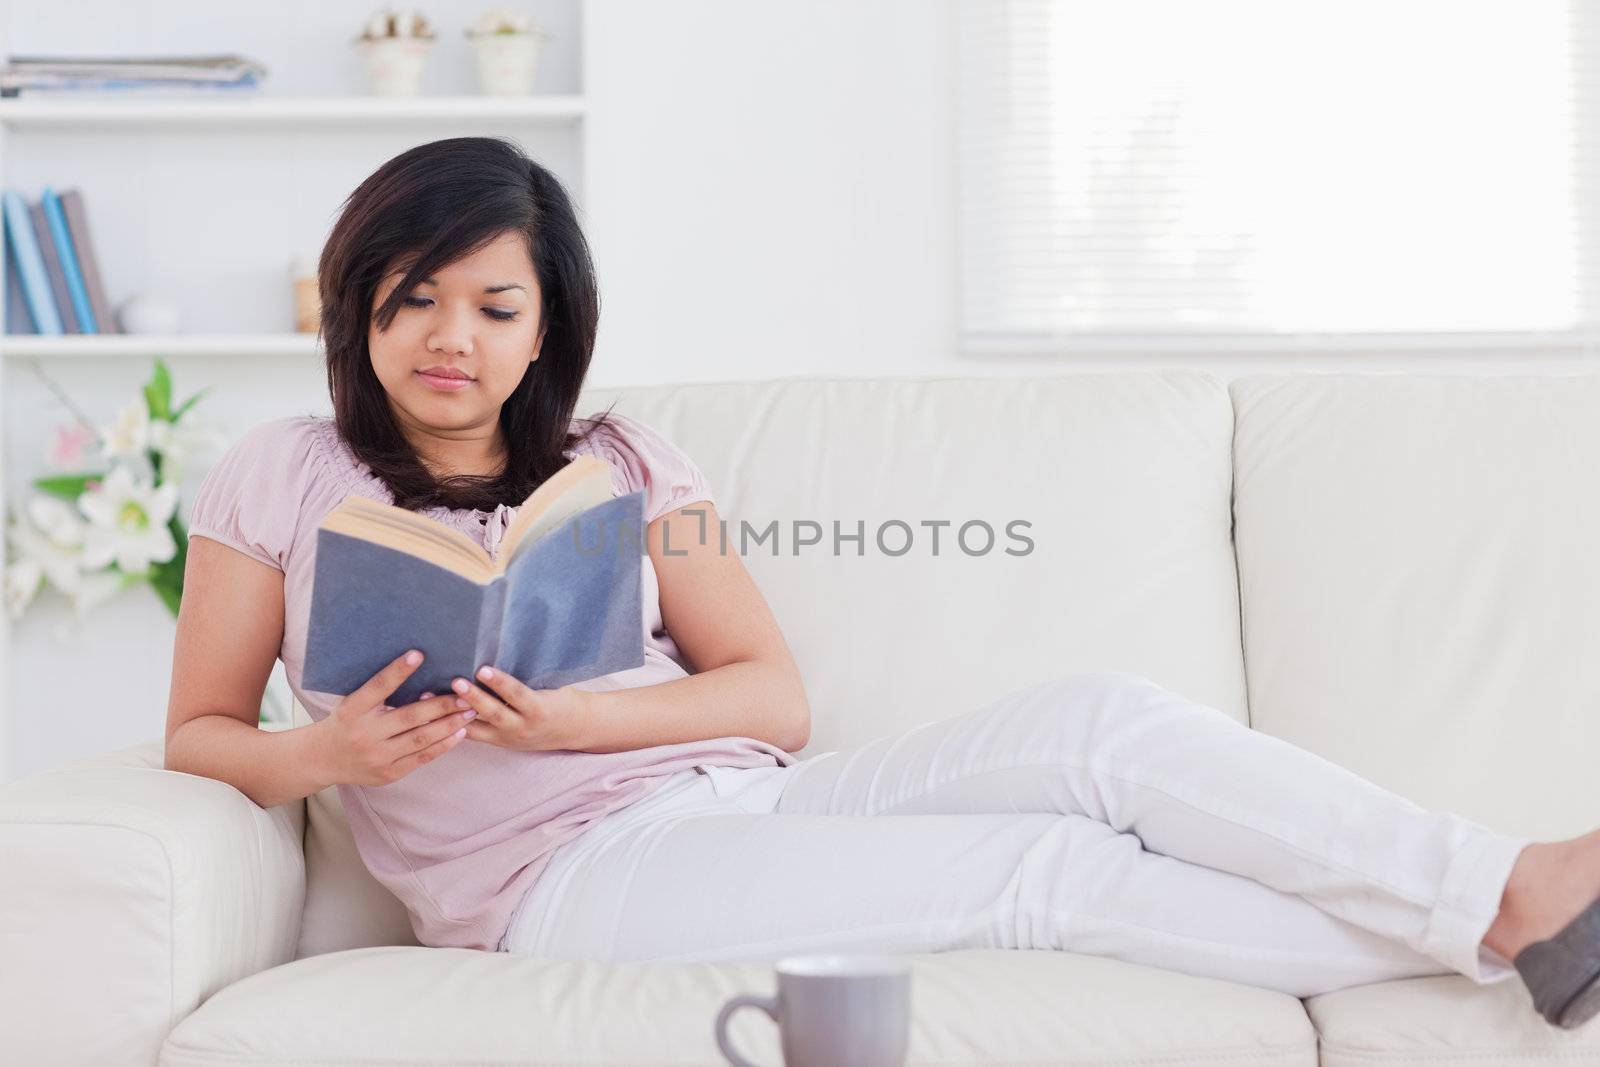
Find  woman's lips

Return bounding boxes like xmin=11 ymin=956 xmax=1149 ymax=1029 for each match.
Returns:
xmin=417 ymin=370 xmax=474 ymax=392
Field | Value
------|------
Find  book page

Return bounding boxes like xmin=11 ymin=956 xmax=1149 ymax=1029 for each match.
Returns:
xmin=320 ymin=496 xmax=496 ymax=582
xmin=498 ymin=455 xmax=616 ymax=570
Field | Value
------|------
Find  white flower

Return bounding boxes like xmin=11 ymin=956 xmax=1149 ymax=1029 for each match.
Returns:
xmin=77 ymin=466 xmax=179 ymax=575
xmin=4 ymin=554 xmax=44 ymax=620
xmin=29 ymin=494 xmax=88 ymax=549
xmin=9 ymin=494 xmax=90 ymax=595
xmin=147 ymin=414 xmax=226 ymax=482
xmin=66 ymin=569 xmax=128 ymax=620
xmin=99 ymin=402 xmax=151 ymax=460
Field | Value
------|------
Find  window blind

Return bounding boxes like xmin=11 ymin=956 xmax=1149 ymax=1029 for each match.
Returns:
xmin=957 ymin=0 xmax=1591 ymax=349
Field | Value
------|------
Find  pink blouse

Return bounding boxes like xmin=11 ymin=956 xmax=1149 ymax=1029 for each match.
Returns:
xmin=186 ymin=411 xmax=796 ymax=952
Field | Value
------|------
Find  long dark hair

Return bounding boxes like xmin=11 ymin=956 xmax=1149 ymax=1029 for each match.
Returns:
xmin=318 ymin=135 xmax=614 ymax=512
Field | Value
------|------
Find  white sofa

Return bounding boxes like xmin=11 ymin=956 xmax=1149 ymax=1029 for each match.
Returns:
xmin=3 ymin=371 xmax=1598 ymax=1065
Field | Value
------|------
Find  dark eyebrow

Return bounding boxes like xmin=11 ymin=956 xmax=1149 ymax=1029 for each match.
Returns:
xmin=390 ymin=271 xmax=525 ymax=295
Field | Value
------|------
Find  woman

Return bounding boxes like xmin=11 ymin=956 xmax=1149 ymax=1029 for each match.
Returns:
xmin=165 ymin=136 xmax=1600 ymax=1029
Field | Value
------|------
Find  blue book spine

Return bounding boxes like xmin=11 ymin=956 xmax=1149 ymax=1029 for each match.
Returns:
xmin=474 ymin=578 xmax=510 ymax=676
xmin=2 ymin=190 xmax=63 ymax=334
xmin=5 ymin=240 xmax=33 ymax=334
xmin=41 ymin=188 xmax=96 ymax=332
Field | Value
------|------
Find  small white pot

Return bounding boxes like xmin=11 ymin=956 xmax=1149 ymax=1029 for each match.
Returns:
xmin=358 ymin=37 xmax=433 ymax=97
xmin=469 ymin=31 xmax=546 ymax=96
xmin=116 ymin=294 xmax=180 ymax=334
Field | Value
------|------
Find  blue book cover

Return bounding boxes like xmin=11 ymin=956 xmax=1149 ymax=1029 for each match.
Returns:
xmin=2 ymin=190 xmax=63 ymax=333
xmin=41 ymin=188 xmax=97 ymax=332
xmin=301 ymin=456 xmax=648 ymax=709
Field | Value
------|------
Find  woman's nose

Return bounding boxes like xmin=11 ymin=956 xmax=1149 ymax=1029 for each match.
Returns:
xmin=427 ymin=303 xmax=477 ymax=356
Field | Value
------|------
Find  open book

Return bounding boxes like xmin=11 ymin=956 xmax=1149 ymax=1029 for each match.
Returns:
xmin=301 ymin=455 xmax=647 ymax=708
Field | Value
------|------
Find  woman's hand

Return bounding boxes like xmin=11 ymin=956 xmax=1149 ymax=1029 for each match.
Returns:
xmin=446 ymin=665 xmax=591 ymax=752
xmin=318 ymin=650 xmax=478 ymax=786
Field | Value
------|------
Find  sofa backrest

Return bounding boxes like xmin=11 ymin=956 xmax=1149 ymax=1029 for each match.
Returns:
xmin=293 ymin=371 xmax=1253 ymax=955
xmin=578 ymin=374 xmax=1250 ymax=734
xmin=1231 ymin=373 xmax=1600 ymax=841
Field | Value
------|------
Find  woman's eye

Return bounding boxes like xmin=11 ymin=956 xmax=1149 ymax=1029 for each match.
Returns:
xmin=400 ymin=295 xmax=517 ymax=322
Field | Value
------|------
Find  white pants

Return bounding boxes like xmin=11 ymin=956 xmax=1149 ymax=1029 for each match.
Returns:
xmin=499 ymin=671 xmax=1532 ymax=998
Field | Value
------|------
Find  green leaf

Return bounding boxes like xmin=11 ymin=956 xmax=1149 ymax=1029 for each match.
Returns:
xmin=149 ymin=568 xmax=182 ymax=617
xmin=144 ymin=360 xmax=173 ymax=422
xmin=171 ymin=385 xmax=212 ymax=423
xmin=150 ymin=515 xmax=188 ymax=619
xmin=31 ymin=472 xmax=101 ymax=502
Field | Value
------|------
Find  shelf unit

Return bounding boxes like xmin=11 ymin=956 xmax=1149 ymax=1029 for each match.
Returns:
xmin=0 ymin=92 xmax=588 ymax=357
xmin=0 ymin=89 xmax=589 ymax=777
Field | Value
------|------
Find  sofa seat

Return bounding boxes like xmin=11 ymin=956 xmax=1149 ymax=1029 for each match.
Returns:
xmin=1307 ymin=976 xmax=1600 ymax=1066
xmin=160 ymin=947 xmax=1316 ymax=1066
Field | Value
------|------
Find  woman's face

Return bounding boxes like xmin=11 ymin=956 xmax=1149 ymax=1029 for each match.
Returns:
xmin=368 ymin=229 xmax=544 ymax=434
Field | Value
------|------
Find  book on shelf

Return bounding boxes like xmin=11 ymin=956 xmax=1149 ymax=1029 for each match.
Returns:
xmin=41 ymin=189 xmax=96 ymax=331
xmin=1 ymin=187 xmax=119 ymax=335
xmin=0 ymin=54 xmax=267 ymax=96
xmin=4 ymin=239 xmax=31 ymax=336
xmin=301 ymin=455 xmax=649 ymax=709
xmin=59 ymin=190 xmax=118 ymax=333
xmin=2 ymin=190 xmax=62 ymax=334
xmin=26 ymin=198 xmax=76 ymax=331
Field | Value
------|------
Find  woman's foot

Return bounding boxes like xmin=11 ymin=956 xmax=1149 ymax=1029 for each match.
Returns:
xmin=1484 ymin=829 xmax=1600 ymax=1028
xmin=1485 ymin=831 xmax=1600 ymax=959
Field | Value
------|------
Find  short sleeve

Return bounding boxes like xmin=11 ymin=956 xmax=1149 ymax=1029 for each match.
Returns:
xmin=186 ymin=417 xmax=319 ymax=572
xmin=574 ymin=411 xmax=717 ymax=524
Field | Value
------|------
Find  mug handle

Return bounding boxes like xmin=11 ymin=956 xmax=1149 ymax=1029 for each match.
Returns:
xmin=714 ymin=992 xmax=779 ymax=1067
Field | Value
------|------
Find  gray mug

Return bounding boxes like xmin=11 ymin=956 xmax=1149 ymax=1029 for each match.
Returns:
xmin=714 ymin=954 xmax=912 ymax=1067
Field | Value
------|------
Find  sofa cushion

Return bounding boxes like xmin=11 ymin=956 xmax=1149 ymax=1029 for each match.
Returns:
xmin=1230 ymin=373 xmax=1600 ymax=840
xmin=290 ymin=698 xmax=419 ymax=959
xmin=1308 ymin=974 xmax=1600 ymax=1065
xmin=161 ymin=947 xmax=1316 ymax=1066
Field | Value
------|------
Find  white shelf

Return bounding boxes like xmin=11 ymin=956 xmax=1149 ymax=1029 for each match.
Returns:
xmin=0 ymin=333 xmax=322 ymax=358
xmin=0 ymin=93 xmax=586 ymax=127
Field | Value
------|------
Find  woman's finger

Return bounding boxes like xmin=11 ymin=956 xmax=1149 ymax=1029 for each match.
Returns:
xmin=452 ymin=676 xmax=515 ymax=727
xmin=473 ymin=665 xmax=537 ymax=709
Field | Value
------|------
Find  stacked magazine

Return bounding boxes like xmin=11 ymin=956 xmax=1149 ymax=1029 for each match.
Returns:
xmin=0 ymin=54 xmax=266 ymax=96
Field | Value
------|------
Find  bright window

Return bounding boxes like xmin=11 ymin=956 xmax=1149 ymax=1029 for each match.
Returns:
xmin=957 ymin=0 xmax=1584 ymax=348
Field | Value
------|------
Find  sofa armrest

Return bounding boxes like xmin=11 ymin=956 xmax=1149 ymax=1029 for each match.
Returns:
xmin=0 ymin=738 xmax=306 ymax=1067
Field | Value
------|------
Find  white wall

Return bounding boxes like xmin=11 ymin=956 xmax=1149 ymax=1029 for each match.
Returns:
xmin=582 ymin=0 xmax=960 ymax=384
xmin=6 ymin=0 xmax=1600 ymax=781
